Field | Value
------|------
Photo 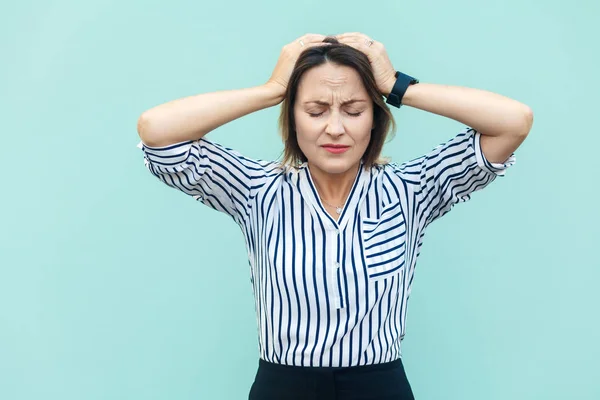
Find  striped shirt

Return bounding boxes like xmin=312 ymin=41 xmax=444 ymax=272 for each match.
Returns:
xmin=138 ymin=127 xmax=516 ymax=367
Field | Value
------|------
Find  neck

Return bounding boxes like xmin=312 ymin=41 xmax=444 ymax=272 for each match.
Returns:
xmin=308 ymin=162 xmax=361 ymax=205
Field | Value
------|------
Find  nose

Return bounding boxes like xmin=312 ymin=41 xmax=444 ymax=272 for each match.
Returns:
xmin=325 ymin=110 xmax=345 ymax=136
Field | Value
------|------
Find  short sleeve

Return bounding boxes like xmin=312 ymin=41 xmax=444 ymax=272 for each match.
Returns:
xmin=138 ymin=137 xmax=279 ymax=226
xmin=392 ymin=127 xmax=516 ymax=227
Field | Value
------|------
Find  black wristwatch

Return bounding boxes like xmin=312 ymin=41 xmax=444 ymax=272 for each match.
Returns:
xmin=385 ymin=71 xmax=419 ymax=108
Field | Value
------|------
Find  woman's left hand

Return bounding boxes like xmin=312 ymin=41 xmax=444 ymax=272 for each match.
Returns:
xmin=336 ymin=32 xmax=397 ymax=95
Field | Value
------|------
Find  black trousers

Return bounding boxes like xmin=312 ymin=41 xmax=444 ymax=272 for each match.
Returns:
xmin=249 ymin=357 xmax=415 ymax=400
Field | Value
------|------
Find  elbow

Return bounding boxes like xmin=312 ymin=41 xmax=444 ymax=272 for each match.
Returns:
xmin=136 ymin=114 xmax=147 ymax=140
xmin=519 ymin=105 xmax=534 ymax=137
xmin=137 ymin=112 xmax=160 ymax=147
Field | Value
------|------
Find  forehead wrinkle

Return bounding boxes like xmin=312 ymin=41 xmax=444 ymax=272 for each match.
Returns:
xmin=319 ymin=76 xmax=348 ymax=86
xmin=302 ymin=99 xmax=367 ymax=106
xmin=308 ymin=87 xmax=362 ymax=106
xmin=302 ymin=85 xmax=366 ymax=106
xmin=297 ymin=69 xmax=367 ymax=106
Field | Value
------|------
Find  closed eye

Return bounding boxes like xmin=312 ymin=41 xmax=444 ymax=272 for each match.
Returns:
xmin=308 ymin=111 xmax=363 ymax=118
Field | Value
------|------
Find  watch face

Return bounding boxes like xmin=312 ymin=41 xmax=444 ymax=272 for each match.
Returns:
xmin=397 ymin=71 xmax=418 ymax=83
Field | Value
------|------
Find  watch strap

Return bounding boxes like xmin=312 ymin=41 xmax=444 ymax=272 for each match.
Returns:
xmin=386 ymin=71 xmax=419 ymax=108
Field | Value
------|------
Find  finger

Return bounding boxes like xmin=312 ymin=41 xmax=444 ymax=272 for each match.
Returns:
xmin=337 ymin=34 xmax=371 ymax=42
xmin=336 ymin=32 xmax=363 ymax=38
xmin=294 ymin=42 xmax=331 ymax=54
xmin=295 ymin=36 xmax=327 ymax=49
xmin=336 ymin=34 xmax=359 ymax=43
xmin=299 ymin=33 xmax=327 ymax=43
xmin=305 ymin=41 xmax=331 ymax=48
xmin=337 ymin=37 xmax=369 ymax=49
xmin=337 ymin=36 xmax=378 ymax=51
xmin=336 ymin=32 xmax=370 ymax=42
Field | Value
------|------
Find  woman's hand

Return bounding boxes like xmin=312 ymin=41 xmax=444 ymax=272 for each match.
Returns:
xmin=265 ymin=33 xmax=329 ymax=100
xmin=336 ymin=32 xmax=397 ymax=95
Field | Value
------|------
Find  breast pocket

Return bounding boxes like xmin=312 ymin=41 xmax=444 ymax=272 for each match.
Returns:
xmin=361 ymin=203 xmax=407 ymax=282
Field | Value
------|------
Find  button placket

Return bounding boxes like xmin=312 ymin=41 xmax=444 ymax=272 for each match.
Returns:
xmin=326 ymin=228 xmax=342 ymax=309
xmin=333 ymin=228 xmax=346 ymax=309
xmin=298 ymin=164 xmax=370 ymax=310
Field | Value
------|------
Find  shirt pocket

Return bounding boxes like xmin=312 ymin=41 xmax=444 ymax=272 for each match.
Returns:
xmin=361 ymin=203 xmax=407 ymax=282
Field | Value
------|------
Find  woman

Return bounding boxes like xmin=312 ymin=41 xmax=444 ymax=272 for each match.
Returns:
xmin=137 ymin=33 xmax=533 ymax=399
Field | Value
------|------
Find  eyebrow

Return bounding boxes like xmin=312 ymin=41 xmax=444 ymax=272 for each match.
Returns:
xmin=302 ymin=99 xmax=367 ymax=106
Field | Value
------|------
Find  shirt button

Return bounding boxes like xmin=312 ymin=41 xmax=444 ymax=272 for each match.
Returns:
xmin=335 ymin=262 xmax=340 ymax=269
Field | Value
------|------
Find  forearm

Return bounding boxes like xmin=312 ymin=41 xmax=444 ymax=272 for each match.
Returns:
xmin=138 ymin=83 xmax=285 ymax=147
xmin=400 ymin=83 xmax=533 ymax=137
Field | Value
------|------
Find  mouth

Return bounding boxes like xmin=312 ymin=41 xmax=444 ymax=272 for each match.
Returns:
xmin=322 ymin=145 xmax=350 ymax=154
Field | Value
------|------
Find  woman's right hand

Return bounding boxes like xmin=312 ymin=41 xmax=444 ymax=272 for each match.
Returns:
xmin=265 ymin=33 xmax=329 ymax=100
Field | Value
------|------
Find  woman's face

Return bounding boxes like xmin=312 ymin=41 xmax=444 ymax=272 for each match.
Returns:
xmin=294 ymin=62 xmax=374 ymax=175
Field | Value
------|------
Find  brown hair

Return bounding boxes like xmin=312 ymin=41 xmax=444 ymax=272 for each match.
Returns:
xmin=278 ymin=36 xmax=396 ymax=170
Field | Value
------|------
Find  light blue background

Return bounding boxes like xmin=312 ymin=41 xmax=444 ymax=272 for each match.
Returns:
xmin=1 ymin=0 xmax=599 ymax=399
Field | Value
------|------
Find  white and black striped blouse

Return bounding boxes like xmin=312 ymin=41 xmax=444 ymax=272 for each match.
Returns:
xmin=137 ymin=127 xmax=516 ymax=367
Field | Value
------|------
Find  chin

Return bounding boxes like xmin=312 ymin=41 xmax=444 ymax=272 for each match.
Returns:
xmin=311 ymin=157 xmax=360 ymax=175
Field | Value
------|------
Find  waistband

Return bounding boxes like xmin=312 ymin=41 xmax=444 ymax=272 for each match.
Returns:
xmin=258 ymin=357 xmax=404 ymax=375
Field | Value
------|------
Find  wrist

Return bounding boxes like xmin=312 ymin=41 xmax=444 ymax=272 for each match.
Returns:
xmin=382 ymin=74 xmax=397 ymax=97
xmin=263 ymin=82 xmax=286 ymax=105
xmin=400 ymin=83 xmax=419 ymax=106
xmin=385 ymin=71 xmax=420 ymax=108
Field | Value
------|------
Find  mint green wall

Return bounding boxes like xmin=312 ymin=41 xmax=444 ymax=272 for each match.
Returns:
xmin=2 ymin=1 xmax=598 ymax=399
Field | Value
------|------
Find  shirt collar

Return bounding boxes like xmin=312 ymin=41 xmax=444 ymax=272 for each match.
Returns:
xmin=293 ymin=160 xmax=370 ymax=231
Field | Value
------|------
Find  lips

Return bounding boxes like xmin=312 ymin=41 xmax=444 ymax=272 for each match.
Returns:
xmin=322 ymin=145 xmax=350 ymax=154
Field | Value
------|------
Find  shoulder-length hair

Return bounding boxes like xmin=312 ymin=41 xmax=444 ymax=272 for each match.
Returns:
xmin=278 ymin=36 xmax=396 ymax=171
